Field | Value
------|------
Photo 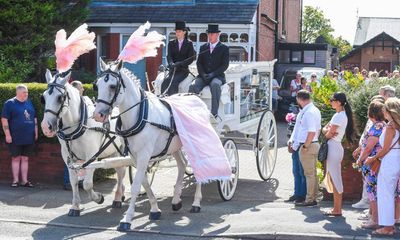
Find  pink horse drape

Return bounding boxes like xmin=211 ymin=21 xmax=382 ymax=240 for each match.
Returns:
xmin=165 ymin=95 xmax=231 ymax=183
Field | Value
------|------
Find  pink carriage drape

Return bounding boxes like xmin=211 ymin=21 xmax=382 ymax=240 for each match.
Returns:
xmin=164 ymin=95 xmax=232 ymax=183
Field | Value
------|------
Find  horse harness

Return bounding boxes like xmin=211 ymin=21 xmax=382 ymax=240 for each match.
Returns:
xmin=44 ymin=82 xmax=123 ymax=169
xmin=96 ymin=70 xmax=177 ymax=159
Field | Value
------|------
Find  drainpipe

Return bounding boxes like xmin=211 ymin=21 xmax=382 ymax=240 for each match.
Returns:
xmin=274 ymin=0 xmax=279 ymax=59
xmin=300 ymin=0 xmax=303 ymax=43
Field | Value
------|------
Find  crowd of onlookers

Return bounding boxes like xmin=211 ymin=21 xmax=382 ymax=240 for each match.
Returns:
xmin=286 ymin=66 xmax=400 ymax=235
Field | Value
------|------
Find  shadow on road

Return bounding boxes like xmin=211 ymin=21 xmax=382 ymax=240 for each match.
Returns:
xmin=30 ymin=175 xmax=280 ymax=239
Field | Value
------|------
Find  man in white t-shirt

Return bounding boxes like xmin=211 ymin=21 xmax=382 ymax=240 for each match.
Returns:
xmin=292 ymin=90 xmax=321 ymax=206
xmin=290 ymin=72 xmax=302 ymax=102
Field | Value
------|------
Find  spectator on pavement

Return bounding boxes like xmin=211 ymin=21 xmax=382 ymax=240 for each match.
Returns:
xmin=271 ymin=78 xmax=280 ymax=114
xmin=370 ymin=98 xmax=400 ymax=236
xmin=322 ymin=92 xmax=355 ymax=217
xmin=289 ymin=90 xmax=321 ymax=207
xmin=356 ymin=101 xmax=386 ymax=229
xmin=300 ymin=77 xmax=311 ymax=93
xmin=1 ymin=84 xmax=38 ymax=188
xmin=352 ymin=95 xmax=385 ymax=211
xmin=290 ymin=72 xmax=302 ymax=103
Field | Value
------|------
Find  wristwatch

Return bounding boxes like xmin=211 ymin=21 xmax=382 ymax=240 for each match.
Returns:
xmin=302 ymin=144 xmax=308 ymax=149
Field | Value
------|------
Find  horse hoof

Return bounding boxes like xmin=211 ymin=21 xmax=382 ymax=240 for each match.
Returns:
xmin=68 ymin=209 xmax=80 ymax=217
xmin=112 ymin=201 xmax=122 ymax=208
xmin=97 ymin=195 xmax=104 ymax=204
xmin=172 ymin=201 xmax=182 ymax=211
xmin=149 ymin=211 xmax=161 ymax=220
xmin=117 ymin=222 xmax=131 ymax=232
xmin=121 ymin=196 xmax=125 ymax=202
xmin=190 ymin=206 xmax=201 ymax=213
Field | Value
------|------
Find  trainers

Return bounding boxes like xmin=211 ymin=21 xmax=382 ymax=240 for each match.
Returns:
xmin=352 ymin=199 xmax=370 ymax=209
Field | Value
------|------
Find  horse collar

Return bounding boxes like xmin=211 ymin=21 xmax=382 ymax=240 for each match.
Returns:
xmin=116 ymin=88 xmax=148 ymax=138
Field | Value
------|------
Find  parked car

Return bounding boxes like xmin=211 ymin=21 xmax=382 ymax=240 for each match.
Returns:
xmin=276 ymin=67 xmax=325 ymax=121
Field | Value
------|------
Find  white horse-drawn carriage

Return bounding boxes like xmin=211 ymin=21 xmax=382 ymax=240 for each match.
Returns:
xmin=41 ymin=23 xmax=278 ymax=231
xmin=153 ymin=60 xmax=279 ymax=200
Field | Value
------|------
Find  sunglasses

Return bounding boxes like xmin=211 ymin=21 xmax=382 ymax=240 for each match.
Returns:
xmin=330 ymin=98 xmax=337 ymax=102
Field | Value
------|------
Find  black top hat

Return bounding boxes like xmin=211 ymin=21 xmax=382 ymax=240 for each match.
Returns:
xmin=175 ymin=21 xmax=190 ymax=31
xmin=206 ymin=24 xmax=220 ymax=33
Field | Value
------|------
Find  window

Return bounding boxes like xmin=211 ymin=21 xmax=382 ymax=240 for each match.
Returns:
xmin=303 ymin=50 xmax=315 ymax=64
xmin=219 ymin=33 xmax=228 ymax=42
xmin=278 ymin=50 xmax=290 ymax=63
xmin=169 ymin=32 xmax=176 ymax=41
xmin=230 ymin=33 xmax=239 ymax=42
xmin=100 ymin=35 xmax=109 ymax=60
xmin=199 ymin=33 xmax=208 ymax=42
xmin=229 ymin=46 xmax=247 ymax=61
xmin=240 ymin=33 xmax=249 ymax=43
xmin=189 ymin=33 xmax=197 ymax=42
xmin=291 ymin=51 xmax=302 ymax=62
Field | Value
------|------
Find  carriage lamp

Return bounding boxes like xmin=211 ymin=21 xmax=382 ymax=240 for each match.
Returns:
xmin=251 ymin=69 xmax=259 ymax=86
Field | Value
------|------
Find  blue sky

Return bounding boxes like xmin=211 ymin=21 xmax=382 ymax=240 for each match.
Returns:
xmin=303 ymin=0 xmax=400 ymax=44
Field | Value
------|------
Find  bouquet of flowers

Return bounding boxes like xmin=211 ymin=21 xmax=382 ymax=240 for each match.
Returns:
xmin=285 ymin=113 xmax=296 ymax=123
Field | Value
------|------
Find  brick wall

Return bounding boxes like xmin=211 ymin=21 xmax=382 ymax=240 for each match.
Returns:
xmin=0 ymin=142 xmax=64 ymax=184
xmin=257 ymin=0 xmax=277 ymax=61
xmin=284 ymin=0 xmax=301 ymax=43
xmin=146 ymin=47 xmax=163 ymax=89
xmin=341 ymin=39 xmax=400 ymax=71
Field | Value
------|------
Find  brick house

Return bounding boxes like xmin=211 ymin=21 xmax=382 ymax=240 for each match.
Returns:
xmin=81 ymin=0 xmax=302 ymax=87
xmin=340 ymin=17 xmax=400 ymax=73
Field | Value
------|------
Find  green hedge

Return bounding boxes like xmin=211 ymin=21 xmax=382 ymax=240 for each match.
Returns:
xmin=0 ymin=83 xmax=96 ymax=141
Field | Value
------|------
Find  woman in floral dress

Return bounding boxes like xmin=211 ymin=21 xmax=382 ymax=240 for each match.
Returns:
xmin=356 ymin=101 xmax=386 ymax=229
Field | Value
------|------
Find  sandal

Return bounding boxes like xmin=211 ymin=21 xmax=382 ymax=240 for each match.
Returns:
xmin=361 ymin=220 xmax=379 ymax=229
xmin=372 ymin=227 xmax=396 ymax=235
xmin=323 ymin=210 xmax=342 ymax=217
xmin=22 ymin=181 xmax=34 ymax=188
xmin=11 ymin=182 xmax=18 ymax=187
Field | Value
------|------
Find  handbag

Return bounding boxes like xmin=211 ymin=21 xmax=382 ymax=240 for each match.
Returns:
xmin=317 ymin=138 xmax=328 ymax=162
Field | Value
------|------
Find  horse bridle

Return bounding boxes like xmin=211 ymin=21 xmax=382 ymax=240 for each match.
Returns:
xmin=94 ymin=69 xmax=126 ymax=111
xmin=42 ymin=82 xmax=70 ymax=118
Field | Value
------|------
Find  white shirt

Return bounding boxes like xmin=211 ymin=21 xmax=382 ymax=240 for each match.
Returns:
xmin=290 ymin=79 xmax=300 ymax=97
xmin=209 ymin=41 xmax=219 ymax=52
xmin=289 ymin=102 xmax=321 ymax=150
xmin=329 ymin=111 xmax=348 ymax=142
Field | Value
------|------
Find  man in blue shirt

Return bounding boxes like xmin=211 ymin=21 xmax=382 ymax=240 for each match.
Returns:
xmin=1 ymin=84 xmax=38 ymax=187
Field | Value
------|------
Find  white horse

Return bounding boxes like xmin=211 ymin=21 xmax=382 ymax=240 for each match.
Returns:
xmin=40 ymin=69 xmax=127 ymax=216
xmin=93 ymin=60 xmax=203 ymax=231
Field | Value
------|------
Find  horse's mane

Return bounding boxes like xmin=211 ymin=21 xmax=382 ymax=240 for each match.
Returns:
xmin=120 ymin=68 xmax=142 ymax=88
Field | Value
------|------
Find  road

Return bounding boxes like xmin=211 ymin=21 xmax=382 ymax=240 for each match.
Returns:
xmin=0 ymin=123 xmax=393 ymax=239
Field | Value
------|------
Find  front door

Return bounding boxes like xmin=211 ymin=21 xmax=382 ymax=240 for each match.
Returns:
xmin=369 ymin=62 xmax=391 ymax=75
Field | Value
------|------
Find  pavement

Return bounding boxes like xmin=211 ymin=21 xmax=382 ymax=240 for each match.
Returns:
xmin=0 ymin=123 xmax=398 ymax=239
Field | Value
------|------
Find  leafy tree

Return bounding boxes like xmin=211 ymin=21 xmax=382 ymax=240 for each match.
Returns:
xmin=302 ymin=6 xmax=352 ymax=58
xmin=302 ymin=6 xmax=334 ymax=44
xmin=0 ymin=0 xmax=90 ymax=83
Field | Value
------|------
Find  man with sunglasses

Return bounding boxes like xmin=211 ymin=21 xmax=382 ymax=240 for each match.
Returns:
xmin=1 ymin=84 xmax=38 ymax=188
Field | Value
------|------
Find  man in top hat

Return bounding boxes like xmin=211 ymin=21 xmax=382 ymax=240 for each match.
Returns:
xmin=161 ymin=20 xmax=196 ymax=95
xmin=189 ymin=24 xmax=229 ymax=119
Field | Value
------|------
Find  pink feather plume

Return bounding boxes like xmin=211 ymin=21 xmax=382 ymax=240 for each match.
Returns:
xmin=118 ymin=22 xmax=165 ymax=63
xmin=55 ymin=24 xmax=96 ymax=73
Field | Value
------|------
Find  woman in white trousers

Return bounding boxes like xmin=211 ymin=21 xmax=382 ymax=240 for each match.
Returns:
xmin=366 ymin=98 xmax=400 ymax=235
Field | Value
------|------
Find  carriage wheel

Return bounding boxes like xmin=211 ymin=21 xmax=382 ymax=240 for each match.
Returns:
xmin=128 ymin=164 xmax=156 ymax=195
xmin=217 ymin=139 xmax=239 ymax=201
xmin=256 ymin=110 xmax=278 ymax=181
xmin=178 ymin=149 xmax=193 ymax=176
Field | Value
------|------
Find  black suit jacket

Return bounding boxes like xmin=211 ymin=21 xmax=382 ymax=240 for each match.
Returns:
xmin=167 ymin=38 xmax=196 ymax=73
xmin=196 ymin=42 xmax=229 ymax=83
